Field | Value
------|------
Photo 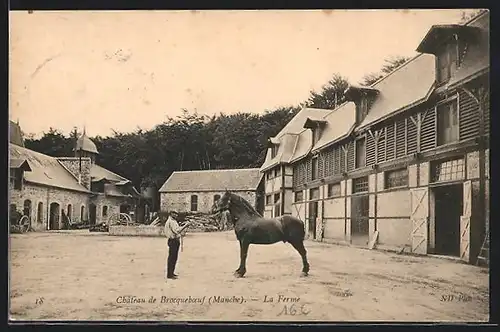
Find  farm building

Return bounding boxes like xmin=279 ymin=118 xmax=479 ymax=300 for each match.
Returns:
xmin=159 ymin=168 xmax=265 ymax=214
xmin=9 ymin=121 xmax=144 ymax=230
xmin=260 ymin=11 xmax=489 ymax=264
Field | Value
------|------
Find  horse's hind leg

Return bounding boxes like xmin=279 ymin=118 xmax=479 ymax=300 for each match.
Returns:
xmin=290 ymin=240 xmax=310 ymax=277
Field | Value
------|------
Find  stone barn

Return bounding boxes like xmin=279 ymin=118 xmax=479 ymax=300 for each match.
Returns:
xmin=8 ymin=121 xmax=144 ymax=230
xmin=260 ymin=11 xmax=489 ymax=265
xmin=159 ymin=169 xmax=264 ymax=214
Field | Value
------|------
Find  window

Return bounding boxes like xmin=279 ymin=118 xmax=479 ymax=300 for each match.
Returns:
xmin=274 ymin=167 xmax=281 ymax=178
xmin=431 ymin=158 xmax=465 ymax=183
xmin=23 ymin=199 xmax=32 ymax=217
xmin=353 ymin=176 xmax=369 ymax=193
xmin=91 ymin=181 xmax=105 ymax=193
xmin=10 ymin=169 xmax=22 ymax=190
xmin=102 ymin=206 xmax=108 ymax=218
xmin=356 ymin=98 xmax=369 ymax=124
xmin=311 ymin=157 xmax=318 ymax=180
xmin=294 ymin=191 xmax=304 ymax=202
xmin=355 ymin=137 xmax=366 ymax=168
xmin=266 ymin=195 xmax=272 ymax=205
xmin=274 ymin=204 xmax=281 ymax=217
xmin=67 ymin=204 xmax=72 ymax=220
xmin=385 ymin=168 xmax=409 ymax=189
xmin=190 ymin=195 xmax=198 ymax=212
xmin=312 ymin=128 xmax=321 ymax=145
xmin=328 ymin=183 xmax=341 ymax=197
xmin=37 ymin=202 xmax=44 ymax=224
xmin=309 ymin=187 xmax=320 ymax=200
xmin=271 ymin=144 xmax=278 ymax=158
xmin=436 ymin=41 xmax=458 ymax=84
xmin=81 ymin=206 xmax=86 ymax=221
xmin=274 ymin=193 xmax=280 ymax=204
xmin=213 ymin=194 xmax=221 ymax=204
xmin=266 ymin=172 xmax=272 ymax=180
xmin=437 ymin=99 xmax=459 ymax=146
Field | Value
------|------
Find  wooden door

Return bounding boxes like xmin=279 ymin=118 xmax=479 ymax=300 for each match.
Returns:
xmin=308 ymin=202 xmax=318 ymax=239
xmin=410 ymin=188 xmax=429 ymax=254
xmin=460 ymin=180 xmax=472 ymax=262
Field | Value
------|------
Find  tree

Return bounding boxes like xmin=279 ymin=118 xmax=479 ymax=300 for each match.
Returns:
xmin=361 ymin=55 xmax=411 ymax=86
xmin=459 ymin=9 xmax=486 ymax=24
xmin=305 ymin=74 xmax=350 ymax=109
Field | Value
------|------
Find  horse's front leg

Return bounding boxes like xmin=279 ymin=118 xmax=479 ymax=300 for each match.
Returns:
xmin=234 ymin=240 xmax=249 ymax=278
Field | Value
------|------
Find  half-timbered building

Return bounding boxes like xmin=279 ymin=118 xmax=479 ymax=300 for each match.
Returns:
xmin=260 ymin=11 xmax=489 ymax=264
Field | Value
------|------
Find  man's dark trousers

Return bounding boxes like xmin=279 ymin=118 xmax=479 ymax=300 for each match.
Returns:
xmin=167 ymin=238 xmax=180 ymax=277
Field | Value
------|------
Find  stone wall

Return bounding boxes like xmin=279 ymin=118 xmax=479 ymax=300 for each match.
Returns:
xmin=9 ymin=183 xmax=90 ymax=231
xmin=109 ymin=225 xmax=165 ymax=237
xmin=57 ymin=157 xmax=92 ymax=190
xmin=160 ymin=190 xmax=257 ymax=213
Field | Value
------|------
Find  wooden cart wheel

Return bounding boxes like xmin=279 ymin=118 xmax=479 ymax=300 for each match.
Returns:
xmin=18 ymin=215 xmax=30 ymax=233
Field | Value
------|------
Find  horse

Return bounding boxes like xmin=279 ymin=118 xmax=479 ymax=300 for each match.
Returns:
xmin=211 ymin=190 xmax=310 ymax=278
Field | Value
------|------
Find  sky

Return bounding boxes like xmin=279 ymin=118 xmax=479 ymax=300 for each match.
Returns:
xmin=9 ymin=9 xmax=476 ymax=138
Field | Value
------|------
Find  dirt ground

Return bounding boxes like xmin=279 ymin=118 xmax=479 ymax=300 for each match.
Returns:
xmin=9 ymin=230 xmax=489 ymax=322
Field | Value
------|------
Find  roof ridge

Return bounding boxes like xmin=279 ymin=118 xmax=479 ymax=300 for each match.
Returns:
xmin=172 ymin=168 xmax=260 ymax=173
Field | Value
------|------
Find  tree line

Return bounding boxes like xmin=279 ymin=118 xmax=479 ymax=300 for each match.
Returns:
xmin=23 ymin=56 xmax=411 ymax=206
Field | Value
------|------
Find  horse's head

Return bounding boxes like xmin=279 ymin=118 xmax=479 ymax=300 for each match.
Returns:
xmin=211 ymin=190 xmax=233 ymax=215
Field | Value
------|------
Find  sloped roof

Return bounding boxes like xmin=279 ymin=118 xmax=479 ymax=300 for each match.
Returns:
xmin=260 ymin=108 xmax=330 ymax=171
xmin=9 ymin=121 xmax=24 ymax=147
xmin=355 ymin=54 xmax=436 ymax=130
xmin=311 ymin=102 xmax=356 ymax=152
xmin=159 ymin=168 xmax=263 ymax=193
xmin=9 ymin=143 xmax=90 ymax=193
xmin=274 ymin=108 xmax=330 ymax=139
xmin=91 ymin=164 xmax=128 ymax=183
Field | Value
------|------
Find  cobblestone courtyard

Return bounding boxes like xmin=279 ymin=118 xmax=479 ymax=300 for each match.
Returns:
xmin=9 ymin=230 xmax=489 ymax=322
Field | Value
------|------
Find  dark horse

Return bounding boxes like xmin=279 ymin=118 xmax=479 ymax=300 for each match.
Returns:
xmin=211 ymin=191 xmax=310 ymax=278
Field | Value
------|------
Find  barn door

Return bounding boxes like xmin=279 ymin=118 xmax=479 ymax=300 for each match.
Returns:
xmin=460 ymin=180 xmax=472 ymax=262
xmin=410 ymin=188 xmax=429 ymax=254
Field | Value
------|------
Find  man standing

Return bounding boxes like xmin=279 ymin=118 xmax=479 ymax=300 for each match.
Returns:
xmin=164 ymin=211 xmax=190 ymax=280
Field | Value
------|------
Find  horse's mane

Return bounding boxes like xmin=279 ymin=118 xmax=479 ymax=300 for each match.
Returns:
xmin=229 ymin=192 xmax=263 ymax=217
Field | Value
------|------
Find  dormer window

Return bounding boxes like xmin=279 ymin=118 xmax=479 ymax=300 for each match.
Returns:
xmin=303 ymin=118 xmax=327 ymax=146
xmin=416 ymin=24 xmax=481 ymax=83
xmin=344 ymin=85 xmax=379 ymax=125
xmin=312 ymin=128 xmax=321 ymax=145
xmin=436 ymin=38 xmax=460 ymax=84
xmin=271 ymin=144 xmax=278 ymax=158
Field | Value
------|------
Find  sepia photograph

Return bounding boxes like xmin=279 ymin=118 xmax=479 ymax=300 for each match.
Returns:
xmin=8 ymin=9 xmax=490 ymax=323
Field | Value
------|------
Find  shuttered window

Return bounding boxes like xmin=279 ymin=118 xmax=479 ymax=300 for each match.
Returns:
xmin=355 ymin=137 xmax=366 ymax=168
xmin=437 ymin=99 xmax=459 ymax=146
xmin=421 ymin=108 xmax=437 ymax=151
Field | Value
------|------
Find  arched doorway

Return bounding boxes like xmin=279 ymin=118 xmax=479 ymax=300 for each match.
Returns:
xmin=37 ymin=202 xmax=44 ymax=224
xmin=67 ymin=204 xmax=73 ymax=221
xmin=89 ymin=203 xmax=97 ymax=225
xmin=49 ymin=202 xmax=60 ymax=230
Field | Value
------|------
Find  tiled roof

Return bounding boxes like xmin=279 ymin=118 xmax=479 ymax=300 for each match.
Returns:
xmin=159 ymin=168 xmax=263 ymax=193
xmin=91 ymin=164 xmax=128 ymax=183
xmin=311 ymin=102 xmax=356 ymax=152
xmin=260 ymin=108 xmax=330 ymax=171
xmin=9 ymin=143 xmax=90 ymax=193
xmin=9 ymin=121 xmax=24 ymax=147
xmin=261 ymin=11 xmax=489 ymax=171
